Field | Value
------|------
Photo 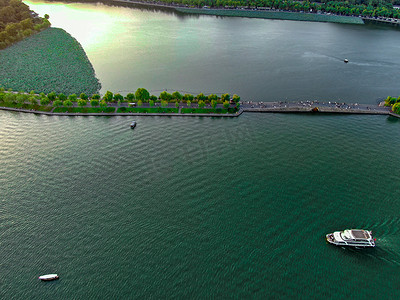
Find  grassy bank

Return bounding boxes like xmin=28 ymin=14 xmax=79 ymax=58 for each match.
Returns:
xmin=175 ymin=8 xmax=364 ymax=24
xmin=181 ymin=108 xmax=231 ymax=114
xmin=53 ymin=107 xmax=116 ymax=113
xmin=117 ymin=107 xmax=179 ymax=113
xmin=0 ymin=28 xmax=101 ymax=95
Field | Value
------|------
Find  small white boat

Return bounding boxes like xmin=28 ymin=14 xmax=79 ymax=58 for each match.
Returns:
xmin=344 ymin=58 xmax=349 ymax=63
xmin=39 ymin=274 xmax=59 ymax=281
xmin=130 ymin=121 xmax=136 ymax=129
xmin=326 ymin=229 xmax=375 ymax=247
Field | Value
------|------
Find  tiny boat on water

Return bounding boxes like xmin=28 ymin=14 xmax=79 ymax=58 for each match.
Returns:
xmin=39 ymin=274 xmax=59 ymax=281
xmin=344 ymin=58 xmax=349 ymax=63
xmin=326 ymin=229 xmax=375 ymax=247
xmin=130 ymin=121 xmax=136 ymax=129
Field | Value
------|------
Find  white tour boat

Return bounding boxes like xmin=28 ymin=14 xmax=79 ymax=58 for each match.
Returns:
xmin=326 ymin=229 xmax=375 ymax=247
xmin=38 ymin=274 xmax=59 ymax=281
xmin=130 ymin=121 xmax=136 ymax=129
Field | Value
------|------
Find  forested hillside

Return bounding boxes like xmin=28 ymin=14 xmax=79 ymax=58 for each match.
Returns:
xmin=0 ymin=0 xmax=50 ymax=49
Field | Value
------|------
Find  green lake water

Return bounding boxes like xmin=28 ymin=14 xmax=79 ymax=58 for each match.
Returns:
xmin=1 ymin=112 xmax=400 ymax=298
xmin=1 ymin=1 xmax=400 ymax=298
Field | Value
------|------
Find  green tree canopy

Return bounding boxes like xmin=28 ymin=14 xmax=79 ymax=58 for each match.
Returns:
xmin=47 ymin=92 xmax=57 ymax=101
xmin=58 ymin=93 xmax=67 ymax=101
xmin=90 ymin=99 xmax=99 ymax=107
xmin=114 ymin=93 xmax=123 ymax=102
xmin=126 ymin=93 xmax=135 ymax=101
xmin=183 ymin=94 xmax=194 ymax=101
xmin=232 ymin=94 xmax=240 ymax=102
xmin=80 ymin=93 xmax=88 ymax=100
xmin=77 ymin=99 xmax=87 ymax=107
xmin=207 ymin=94 xmax=218 ymax=101
xmin=53 ymin=99 xmax=63 ymax=107
xmin=135 ymin=88 xmax=150 ymax=101
xmin=197 ymin=93 xmax=206 ymax=101
xmin=103 ymin=91 xmax=113 ymax=102
xmin=63 ymin=99 xmax=73 ymax=107
xmin=99 ymin=100 xmax=107 ymax=108
xmin=393 ymin=102 xmax=400 ymax=114
xmin=172 ymin=91 xmax=183 ymax=100
xmin=68 ymin=94 xmax=77 ymax=101
xmin=40 ymin=97 xmax=50 ymax=106
xmin=160 ymin=91 xmax=172 ymax=101
xmin=221 ymin=93 xmax=230 ymax=102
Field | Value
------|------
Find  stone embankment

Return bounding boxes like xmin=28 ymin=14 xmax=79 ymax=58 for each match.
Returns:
xmin=1 ymin=100 xmax=396 ymax=117
xmin=241 ymin=100 xmax=391 ymax=115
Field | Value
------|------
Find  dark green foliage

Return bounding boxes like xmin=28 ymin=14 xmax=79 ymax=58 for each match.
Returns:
xmin=160 ymin=91 xmax=172 ymax=101
xmin=114 ymin=93 xmax=123 ymax=102
xmin=58 ymin=93 xmax=66 ymax=101
xmin=63 ymin=99 xmax=73 ymax=107
xmin=393 ymin=103 xmax=400 ymax=114
xmin=92 ymin=94 xmax=100 ymax=100
xmin=40 ymin=97 xmax=50 ymax=105
xmin=125 ymin=93 xmax=135 ymax=101
xmin=232 ymin=94 xmax=240 ymax=102
xmin=77 ymin=99 xmax=87 ymax=107
xmin=103 ymin=91 xmax=113 ymax=102
xmin=172 ymin=91 xmax=183 ymax=100
xmin=197 ymin=93 xmax=206 ymax=101
xmin=80 ymin=93 xmax=88 ymax=100
xmin=221 ymin=93 xmax=230 ymax=102
xmin=90 ymin=99 xmax=99 ymax=107
xmin=53 ymin=99 xmax=62 ymax=107
xmin=0 ymin=28 xmax=101 ymax=95
xmin=207 ymin=94 xmax=218 ymax=101
xmin=68 ymin=93 xmax=77 ymax=101
xmin=183 ymin=94 xmax=194 ymax=101
xmin=47 ymin=92 xmax=56 ymax=100
xmin=135 ymin=88 xmax=150 ymax=101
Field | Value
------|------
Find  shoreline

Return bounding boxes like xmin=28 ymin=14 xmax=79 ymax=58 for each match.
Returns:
xmin=1 ymin=101 xmax=395 ymax=118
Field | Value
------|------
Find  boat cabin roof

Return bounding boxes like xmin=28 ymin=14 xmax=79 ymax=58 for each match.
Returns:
xmin=350 ymin=229 xmax=370 ymax=239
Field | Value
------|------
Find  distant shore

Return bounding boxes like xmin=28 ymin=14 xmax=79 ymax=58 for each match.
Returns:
xmin=109 ymin=0 xmax=364 ymax=24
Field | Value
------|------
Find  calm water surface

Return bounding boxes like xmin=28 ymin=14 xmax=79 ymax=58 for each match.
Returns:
xmin=1 ymin=112 xmax=400 ymax=298
xmin=25 ymin=1 xmax=400 ymax=103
